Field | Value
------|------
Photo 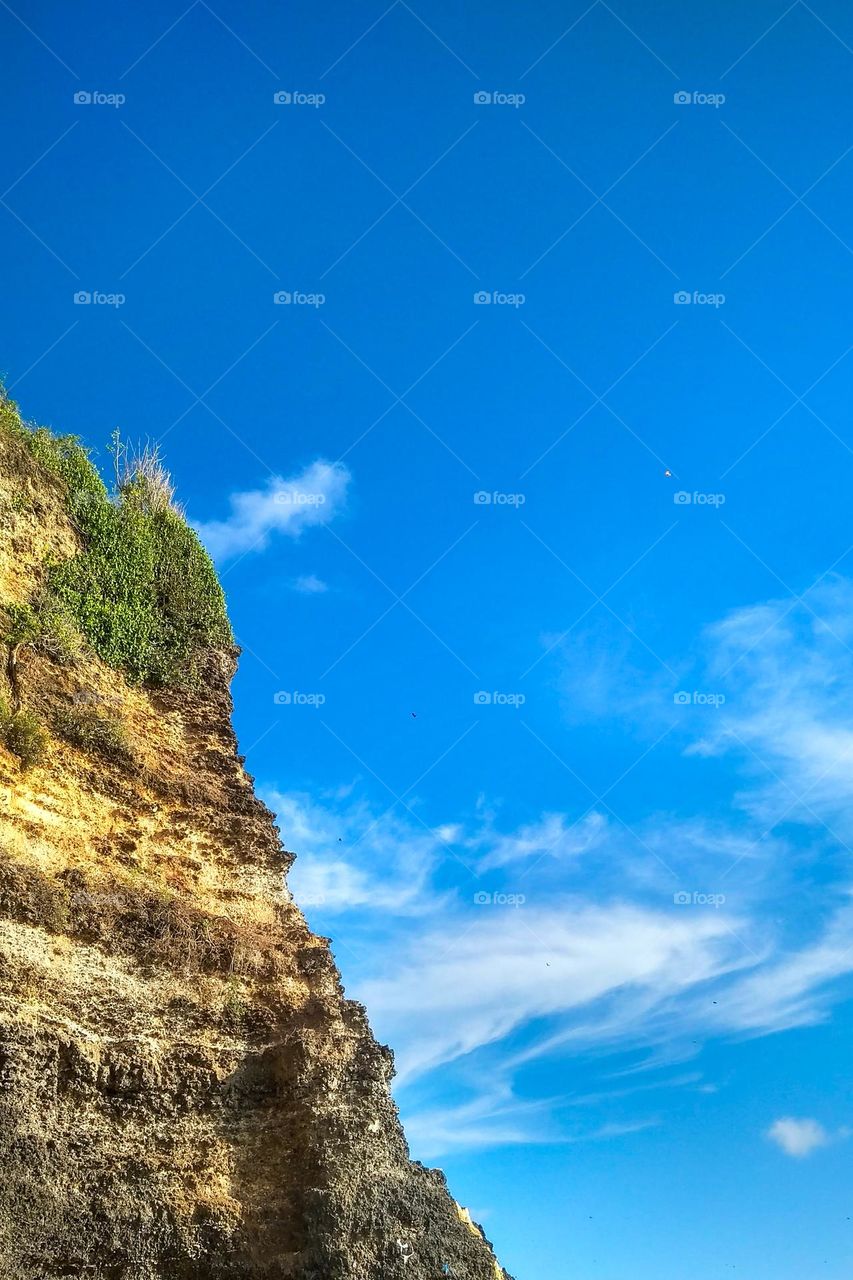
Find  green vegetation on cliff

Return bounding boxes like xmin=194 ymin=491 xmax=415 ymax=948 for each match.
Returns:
xmin=0 ymin=702 xmax=48 ymax=770
xmin=0 ymin=391 xmax=231 ymax=687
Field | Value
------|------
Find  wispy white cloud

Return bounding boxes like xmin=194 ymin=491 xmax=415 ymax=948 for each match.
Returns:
xmin=402 ymin=1085 xmax=659 ymax=1158
xmin=554 ymin=625 xmax=670 ymax=725
xmin=360 ymin=901 xmax=748 ymax=1083
xmin=263 ymin=788 xmax=449 ymax=917
xmin=261 ymin=576 xmax=853 ymax=1154
xmin=403 ymin=1087 xmax=562 ymax=1157
xmin=194 ymin=459 xmax=350 ymax=561
xmin=691 ymin=578 xmax=853 ymax=838
xmin=711 ymin=896 xmax=853 ymax=1035
xmin=263 ymin=781 xmax=853 ymax=1092
xmin=475 ymin=811 xmax=606 ymax=871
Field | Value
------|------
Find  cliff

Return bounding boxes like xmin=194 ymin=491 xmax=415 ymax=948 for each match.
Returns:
xmin=0 ymin=395 xmax=511 ymax=1280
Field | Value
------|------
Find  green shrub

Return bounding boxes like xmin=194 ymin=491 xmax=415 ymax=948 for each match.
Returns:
xmin=4 ymin=493 xmax=32 ymax=516
xmin=1 ymin=602 xmax=41 ymax=648
xmin=53 ymin=705 xmax=132 ymax=763
xmin=0 ymin=392 xmax=28 ymax=445
xmin=0 ymin=596 xmax=83 ymax=663
xmin=47 ymin=490 xmax=231 ymax=685
xmin=32 ymin=595 xmax=84 ymax=662
xmin=0 ymin=702 xmax=48 ymax=770
xmin=0 ymin=391 xmax=232 ymax=687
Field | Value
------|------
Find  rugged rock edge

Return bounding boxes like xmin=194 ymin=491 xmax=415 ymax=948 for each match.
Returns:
xmin=0 ymin=421 xmax=513 ymax=1280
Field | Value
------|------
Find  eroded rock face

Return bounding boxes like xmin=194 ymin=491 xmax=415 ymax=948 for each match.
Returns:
xmin=0 ymin=430 xmax=511 ymax=1279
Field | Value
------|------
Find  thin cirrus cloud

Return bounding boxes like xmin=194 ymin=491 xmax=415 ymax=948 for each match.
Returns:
xmin=359 ymin=901 xmax=749 ymax=1084
xmin=262 ymin=577 xmax=853 ymax=1153
xmin=263 ymin=788 xmax=450 ymax=917
xmin=193 ymin=459 xmax=350 ymax=561
xmin=268 ymin=799 xmax=853 ymax=1088
xmin=691 ymin=576 xmax=853 ymax=833
xmin=474 ymin=810 xmax=607 ymax=871
xmin=708 ymin=897 xmax=853 ymax=1036
xmin=400 ymin=1085 xmax=658 ymax=1160
xmin=266 ymin=789 xmax=761 ymax=1088
xmin=265 ymin=773 xmax=853 ymax=1147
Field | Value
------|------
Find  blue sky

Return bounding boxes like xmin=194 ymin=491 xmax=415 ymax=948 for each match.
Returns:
xmin=4 ymin=0 xmax=853 ymax=1275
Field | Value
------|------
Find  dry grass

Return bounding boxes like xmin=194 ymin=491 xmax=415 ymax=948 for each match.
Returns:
xmin=52 ymin=705 xmax=133 ymax=764
xmin=115 ymin=437 xmax=181 ymax=515
xmin=0 ymin=703 xmax=49 ymax=770
xmin=0 ymin=856 xmax=290 ymax=977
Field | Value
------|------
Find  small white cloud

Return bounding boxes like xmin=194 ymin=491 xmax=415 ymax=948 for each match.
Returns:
xmin=767 ymin=1116 xmax=830 ymax=1158
xmin=292 ymin=573 xmax=328 ymax=594
xmin=194 ymin=459 xmax=350 ymax=561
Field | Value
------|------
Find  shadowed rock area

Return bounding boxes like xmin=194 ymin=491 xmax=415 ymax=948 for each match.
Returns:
xmin=0 ymin=398 xmax=512 ymax=1280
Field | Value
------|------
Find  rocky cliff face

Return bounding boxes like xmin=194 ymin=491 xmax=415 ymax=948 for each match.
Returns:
xmin=0 ymin=412 xmax=511 ymax=1279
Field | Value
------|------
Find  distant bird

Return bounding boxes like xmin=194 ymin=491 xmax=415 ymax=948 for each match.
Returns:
xmin=411 ymin=712 xmax=417 ymax=718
